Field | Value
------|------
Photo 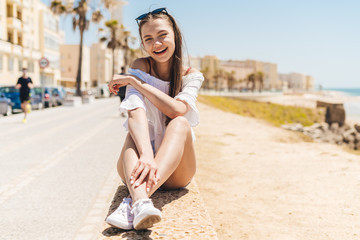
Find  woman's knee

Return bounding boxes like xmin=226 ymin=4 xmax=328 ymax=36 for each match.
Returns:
xmin=168 ymin=116 xmax=191 ymax=133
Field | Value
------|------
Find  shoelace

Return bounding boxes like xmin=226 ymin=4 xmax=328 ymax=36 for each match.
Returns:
xmin=131 ymin=199 xmax=153 ymax=215
xmin=117 ymin=200 xmax=133 ymax=219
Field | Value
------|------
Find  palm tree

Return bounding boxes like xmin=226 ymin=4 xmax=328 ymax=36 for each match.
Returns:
xmin=226 ymin=70 xmax=235 ymax=91
xmin=247 ymin=73 xmax=256 ymax=92
xmin=214 ymin=69 xmax=224 ymax=91
xmin=200 ymin=67 xmax=210 ymax=90
xmin=50 ymin=0 xmax=104 ymax=96
xmin=256 ymin=71 xmax=264 ymax=92
xmin=100 ymin=22 xmax=137 ymax=74
xmin=121 ymin=26 xmax=137 ymax=71
xmin=100 ymin=20 xmax=122 ymax=76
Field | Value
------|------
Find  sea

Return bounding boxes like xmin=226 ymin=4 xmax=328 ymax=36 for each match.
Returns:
xmin=324 ymin=88 xmax=360 ymax=122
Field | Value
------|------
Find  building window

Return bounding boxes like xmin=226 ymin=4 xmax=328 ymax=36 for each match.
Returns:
xmin=7 ymin=32 xmax=13 ymax=43
xmin=8 ymin=57 xmax=14 ymax=71
xmin=18 ymin=59 xmax=23 ymax=71
xmin=28 ymin=61 xmax=34 ymax=73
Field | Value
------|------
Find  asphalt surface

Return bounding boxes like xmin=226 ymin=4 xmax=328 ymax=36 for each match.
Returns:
xmin=0 ymin=98 xmax=127 ymax=240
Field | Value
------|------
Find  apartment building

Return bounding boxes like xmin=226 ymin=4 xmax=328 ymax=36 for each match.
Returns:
xmin=220 ymin=60 xmax=253 ymax=81
xmin=243 ymin=59 xmax=279 ymax=90
xmin=0 ymin=0 xmax=63 ymax=87
xmin=38 ymin=1 xmax=64 ymax=86
xmin=306 ymin=75 xmax=315 ymax=91
xmin=279 ymin=72 xmax=314 ymax=91
xmin=200 ymin=55 xmax=220 ymax=89
xmin=60 ymin=44 xmax=90 ymax=89
xmin=0 ymin=0 xmax=41 ymax=86
xmin=90 ymin=43 xmax=112 ymax=87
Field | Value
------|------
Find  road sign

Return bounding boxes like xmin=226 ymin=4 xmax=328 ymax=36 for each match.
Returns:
xmin=39 ymin=57 xmax=50 ymax=69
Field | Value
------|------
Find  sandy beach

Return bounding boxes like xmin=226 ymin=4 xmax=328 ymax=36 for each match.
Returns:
xmin=194 ymin=101 xmax=360 ymax=240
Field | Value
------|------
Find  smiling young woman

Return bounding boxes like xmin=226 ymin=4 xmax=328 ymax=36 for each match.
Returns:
xmin=106 ymin=8 xmax=204 ymax=230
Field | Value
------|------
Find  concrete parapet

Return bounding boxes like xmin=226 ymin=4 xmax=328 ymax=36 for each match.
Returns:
xmin=82 ymin=95 xmax=95 ymax=104
xmin=98 ymin=180 xmax=218 ymax=239
xmin=63 ymin=96 xmax=82 ymax=107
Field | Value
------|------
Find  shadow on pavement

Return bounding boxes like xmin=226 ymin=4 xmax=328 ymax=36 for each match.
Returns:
xmin=102 ymin=184 xmax=189 ymax=239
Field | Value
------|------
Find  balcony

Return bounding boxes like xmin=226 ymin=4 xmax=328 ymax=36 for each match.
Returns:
xmin=7 ymin=0 xmax=21 ymax=4
xmin=22 ymin=0 xmax=31 ymax=9
xmin=0 ymin=40 xmax=12 ymax=54
xmin=7 ymin=17 xmax=22 ymax=31
xmin=22 ymin=23 xmax=30 ymax=33
xmin=12 ymin=44 xmax=22 ymax=56
xmin=22 ymin=48 xmax=30 ymax=58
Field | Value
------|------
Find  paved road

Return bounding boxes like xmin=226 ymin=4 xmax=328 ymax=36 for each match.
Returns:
xmin=0 ymin=98 xmax=127 ymax=240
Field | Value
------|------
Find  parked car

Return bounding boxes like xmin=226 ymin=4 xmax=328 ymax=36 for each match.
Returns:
xmin=50 ymin=86 xmax=67 ymax=105
xmin=0 ymin=92 xmax=12 ymax=116
xmin=0 ymin=86 xmax=43 ymax=112
xmin=33 ymin=86 xmax=57 ymax=108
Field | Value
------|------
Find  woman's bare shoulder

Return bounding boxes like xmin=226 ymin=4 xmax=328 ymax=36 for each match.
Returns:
xmin=130 ymin=57 xmax=150 ymax=73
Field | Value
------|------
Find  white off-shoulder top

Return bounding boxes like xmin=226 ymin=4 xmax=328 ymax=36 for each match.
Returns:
xmin=119 ymin=68 xmax=204 ymax=154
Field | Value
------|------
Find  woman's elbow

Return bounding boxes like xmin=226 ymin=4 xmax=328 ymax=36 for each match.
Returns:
xmin=168 ymin=109 xmax=187 ymax=119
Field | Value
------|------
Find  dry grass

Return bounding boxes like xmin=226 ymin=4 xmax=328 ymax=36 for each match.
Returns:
xmin=198 ymin=95 xmax=324 ymax=127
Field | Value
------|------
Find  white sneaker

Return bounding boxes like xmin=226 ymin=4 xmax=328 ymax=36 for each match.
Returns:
xmin=105 ymin=197 xmax=133 ymax=230
xmin=131 ymin=198 xmax=161 ymax=230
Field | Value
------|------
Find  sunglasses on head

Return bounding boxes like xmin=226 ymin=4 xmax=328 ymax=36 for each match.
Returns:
xmin=135 ymin=8 xmax=168 ymax=25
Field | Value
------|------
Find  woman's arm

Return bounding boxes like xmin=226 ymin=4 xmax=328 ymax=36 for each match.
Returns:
xmin=129 ymin=75 xmax=189 ymax=119
xmin=128 ymin=107 xmax=158 ymax=192
xmin=109 ymin=59 xmax=190 ymax=119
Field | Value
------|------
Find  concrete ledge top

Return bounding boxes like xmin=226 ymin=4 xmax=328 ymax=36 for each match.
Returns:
xmin=97 ymin=180 xmax=218 ymax=240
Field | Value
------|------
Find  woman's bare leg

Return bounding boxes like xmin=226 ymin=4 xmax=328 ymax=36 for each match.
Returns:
xmin=117 ymin=116 xmax=196 ymax=201
xmin=149 ymin=116 xmax=196 ymax=195
xmin=118 ymin=134 xmax=149 ymax=203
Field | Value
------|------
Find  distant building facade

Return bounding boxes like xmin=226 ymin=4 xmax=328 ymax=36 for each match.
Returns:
xmin=90 ymin=43 xmax=112 ymax=87
xmin=0 ymin=0 xmax=41 ymax=86
xmin=0 ymin=0 xmax=65 ymax=87
xmin=279 ymin=73 xmax=314 ymax=91
xmin=38 ymin=1 xmax=64 ymax=86
xmin=60 ymin=44 xmax=90 ymax=89
xmin=241 ymin=60 xmax=279 ymax=90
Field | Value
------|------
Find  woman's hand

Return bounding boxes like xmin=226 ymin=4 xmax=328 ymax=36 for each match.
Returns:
xmin=108 ymin=74 xmax=133 ymax=95
xmin=130 ymin=155 xmax=160 ymax=193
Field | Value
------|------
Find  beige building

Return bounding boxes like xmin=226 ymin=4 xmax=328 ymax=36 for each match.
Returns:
xmin=0 ymin=0 xmax=41 ymax=86
xmin=38 ymin=1 xmax=64 ymax=86
xmin=60 ymin=44 xmax=90 ymax=89
xmin=243 ymin=59 xmax=279 ymax=90
xmin=187 ymin=55 xmax=202 ymax=70
xmin=279 ymin=72 xmax=314 ymax=91
xmin=220 ymin=60 xmax=253 ymax=90
xmin=0 ymin=0 xmax=63 ymax=87
xmin=90 ymin=43 xmax=112 ymax=87
xmin=200 ymin=55 xmax=220 ymax=89
xmin=306 ymin=75 xmax=315 ymax=91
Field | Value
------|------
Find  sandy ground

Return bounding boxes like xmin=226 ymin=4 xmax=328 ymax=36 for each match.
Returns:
xmin=194 ymin=102 xmax=360 ymax=240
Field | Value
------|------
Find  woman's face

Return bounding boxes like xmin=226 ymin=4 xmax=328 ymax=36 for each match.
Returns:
xmin=141 ymin=18 xmax=175 ymax=63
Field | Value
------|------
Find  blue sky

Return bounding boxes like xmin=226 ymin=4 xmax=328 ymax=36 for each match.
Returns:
xmin=41 ymin=0 xmax=360 ymax=88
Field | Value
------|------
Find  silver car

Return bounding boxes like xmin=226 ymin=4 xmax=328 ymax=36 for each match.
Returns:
xmin=0 ymin=93 xmax=12 ymax=116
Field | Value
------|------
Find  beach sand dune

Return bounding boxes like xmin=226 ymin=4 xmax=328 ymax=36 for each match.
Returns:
xmin=195 ymin=102 xmax=360 ymax=240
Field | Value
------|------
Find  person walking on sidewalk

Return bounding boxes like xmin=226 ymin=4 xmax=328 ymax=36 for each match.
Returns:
xmin=117 ymin=67 xmax=128 ymax=118
xmin=15 ymin=68 xmax=33 ymax=123
xmin=107 ymin=8 xmax=204 ymax=230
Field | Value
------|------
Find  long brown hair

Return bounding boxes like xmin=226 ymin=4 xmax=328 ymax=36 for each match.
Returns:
xmin=138 ymin=10 xmax=183 ymax=107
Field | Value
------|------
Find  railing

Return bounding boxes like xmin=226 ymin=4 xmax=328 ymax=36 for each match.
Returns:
xmin=7 ymin=17 xmax=22 ymax=31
